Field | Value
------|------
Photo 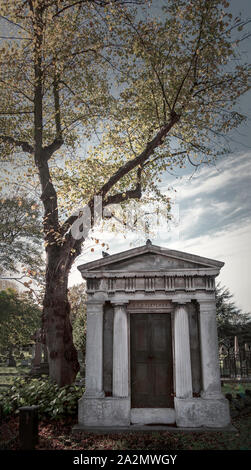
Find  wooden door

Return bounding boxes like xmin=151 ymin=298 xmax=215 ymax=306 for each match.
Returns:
xmin=130 ymin=313 xmax=173 ymax=408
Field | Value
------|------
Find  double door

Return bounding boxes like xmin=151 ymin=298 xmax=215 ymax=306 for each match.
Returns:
xmin=130 ymin=313 xmax=173 ymax=408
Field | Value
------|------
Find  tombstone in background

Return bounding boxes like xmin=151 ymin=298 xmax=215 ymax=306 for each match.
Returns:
xmin=234 ymin=335 xmax=241 ymax=377
xmin=21 ymin=359 xmax=29 ymax=367
xmin=6 ymin=348 xmax=16 ymax=367
xmin=75 ymin=242 xmax=231 ymax=430
xmin=39 ymin=342 xmax=49 ymax=375
xmin=30 ymin=329 xmax=49 ymax=376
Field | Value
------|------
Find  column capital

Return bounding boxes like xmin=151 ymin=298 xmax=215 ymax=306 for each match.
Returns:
xmin=198 ymin=299 xmax=216 ymax=313
xmin=173 ymin=300 xmax=191 ymax=307
xmin=111 ymin=300 xmax=129 ymax=307
xmin=86 ymin=300 xmax=105 ymax=305
xmin=197 ymin=299 xmax=215 ymax=304
xmin=86 ymin=300 xmax=104 ymax=314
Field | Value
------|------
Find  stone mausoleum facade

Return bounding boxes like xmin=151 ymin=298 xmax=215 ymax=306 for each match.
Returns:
xmin=76 ymin=242 xmax=231 ymax=429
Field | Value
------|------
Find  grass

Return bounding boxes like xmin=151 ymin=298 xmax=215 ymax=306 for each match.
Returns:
xmin=0 ymin=365 xmax=30 ymax=390
xmin=222 ymin=382 xmax=251 ymax=395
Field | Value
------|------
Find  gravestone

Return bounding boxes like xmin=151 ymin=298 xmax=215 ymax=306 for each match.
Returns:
xmin=6 ymin=349 xmax=16 ymax=367
xmin=19 ymin=406 xmax=39 ymax=449
xmin=75 ymin=242 xmax=231 ymax=430
xmin=30 ymin=329 xmax=49 ymax=376
xmin=21 ymin=359 xmax=29 ymax=367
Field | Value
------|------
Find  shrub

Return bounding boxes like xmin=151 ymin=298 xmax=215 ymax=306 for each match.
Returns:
xmin=0 ymin=376 xmax=84 ymax=420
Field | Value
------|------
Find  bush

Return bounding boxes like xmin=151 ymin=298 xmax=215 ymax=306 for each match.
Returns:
xmin=0 ymin=376 xmax=84 ymax=420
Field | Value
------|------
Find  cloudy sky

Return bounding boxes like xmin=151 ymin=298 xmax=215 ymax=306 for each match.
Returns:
xmin=69 ymin=0 xmax=251 ymax=314
xmin=69 ymin=150 xmax=251 ymax=313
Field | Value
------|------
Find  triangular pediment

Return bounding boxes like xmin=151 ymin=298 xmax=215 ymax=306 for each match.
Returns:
xmin=78 ymin=244 xmax=224 ymax=274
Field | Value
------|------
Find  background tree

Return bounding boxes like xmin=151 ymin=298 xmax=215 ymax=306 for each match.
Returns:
xmin=68 ymin=283 xmax=87 ymax=358
xmin=0 ymin=287 xmax=41 ymax=356
xmin=0 ymin=196 xmax=42 ymax=273
xmin=0 ymin=196 xmax=45 ymax=300
xmin=216 ymin=283 xmax=251 ymax=348
xmin=0 ymin=0 xmax=250 ymax=385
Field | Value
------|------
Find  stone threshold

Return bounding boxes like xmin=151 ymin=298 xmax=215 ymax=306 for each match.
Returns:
xmin=72 ymin=424 xmax=237 ymax=434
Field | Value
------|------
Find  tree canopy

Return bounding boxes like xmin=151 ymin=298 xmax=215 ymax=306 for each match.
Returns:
xmin=216 ymin=283 xmax=251 ymax=347
xmin=0 ymin=287 xmax=41 ymax=352
xmin=0 ymin=196 xmax=43 ymax=274
xmin=0 ymin=0 xmax=250 ymax=385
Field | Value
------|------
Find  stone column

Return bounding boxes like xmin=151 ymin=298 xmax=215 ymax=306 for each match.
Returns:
xmin=198 ymin=299 xmax=222 ymax=398
xmin=84 ymin=301 xmax=105 ymax=397
xmin=174 ymin=303 xmax=193 ymax=398
xmin=112 ymin=302 xmax=129 ymax=397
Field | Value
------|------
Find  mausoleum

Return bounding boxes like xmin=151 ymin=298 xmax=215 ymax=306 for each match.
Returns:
xmin=76 ymin=241 xmax=230 ymax=429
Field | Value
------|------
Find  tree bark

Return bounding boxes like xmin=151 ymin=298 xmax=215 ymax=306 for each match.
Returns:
xmin=42 ymin=245 xmax=79 ymax=386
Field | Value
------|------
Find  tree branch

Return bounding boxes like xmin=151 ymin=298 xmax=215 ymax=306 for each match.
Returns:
xmin=103 ymin=167 xmax=142 ymax=206
xmin=42 ymin=138 xmax=64 ymax=161
xmin=97 ymin=112 xmax=180 ymax=199
xmin=53 ymin=72 xmax=62 ymax=140
xmin=0 ymin=135 xmax=34 ymax=154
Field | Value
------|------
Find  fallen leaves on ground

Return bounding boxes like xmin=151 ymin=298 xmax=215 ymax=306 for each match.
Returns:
xmin=0 ymin=411 xmax=251 ymax=451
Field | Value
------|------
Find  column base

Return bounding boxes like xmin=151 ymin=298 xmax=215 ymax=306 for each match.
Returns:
xmin=83 ymin=390 xmax=105 ymax=398
xmin=78 ymin=396 xmax=130 ymax=427
xmin=174 ymin=397 xmax=231 ymax=428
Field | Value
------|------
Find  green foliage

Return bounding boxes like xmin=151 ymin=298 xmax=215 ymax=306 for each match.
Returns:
xmin=0 ymin=197 xmax=43 ymax=275
xmin=0 ymin=288 xmax=41 ymax=351
xmin=72 ymin=308 xmax=86 ymax=357
xmin=69 ymin=284 xmax=87 ymax=356
xmin=0 ymin=376 xmax=84 ymax=419
xmin=216 ymin=283 xmax=251 ymax=346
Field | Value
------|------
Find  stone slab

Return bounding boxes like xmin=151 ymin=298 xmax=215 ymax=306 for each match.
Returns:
xmin=78 ymin=396 xmax=130 ymax=427
xmin=72 ymin=423 xmax=237 ymax=435
xmin=131 ymin=408 xmax=175 ymax=425
xmin=174 ymin=397 xmax=231 ymax=428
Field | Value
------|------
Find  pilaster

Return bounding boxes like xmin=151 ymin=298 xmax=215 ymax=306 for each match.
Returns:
xmin=84 ymin=301 xmax=105 ymax=398
xmin=174 ymin=303 xmax=193 ymax=398
xmin=112 ymin=301 xmax=129 ymax=398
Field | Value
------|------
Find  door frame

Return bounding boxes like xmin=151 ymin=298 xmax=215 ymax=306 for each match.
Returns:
xmin=127 ymin=300 xmax=176 ymax=425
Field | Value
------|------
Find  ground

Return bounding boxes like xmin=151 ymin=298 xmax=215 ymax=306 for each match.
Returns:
xmin=1 ymin=409 xmax=251 ymax=450
xmin=1 ymin=366 xmax=251 ymax=450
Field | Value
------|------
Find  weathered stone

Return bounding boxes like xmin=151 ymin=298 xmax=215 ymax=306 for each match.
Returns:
xmin=130 ymin=408 xmax=175 ymax=425
xmin=19 ymin=406 xmax=39 ymax=450
xmin=76 ymin=243 xmax=230 ymax=430
xmin=78 ymin=396 xmax=130 ymax=426
xmin=174 ymin=397 xmax=230 ymax=428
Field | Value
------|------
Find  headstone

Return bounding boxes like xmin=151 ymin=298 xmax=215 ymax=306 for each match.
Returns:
xmin=6 ymin=350 xmax=16 ymax=367
xmin=19 ymin=406 xmax=39 ymax=450
xmin=234 ymin=336 xmax=241 ymax=377
xmin=21 ymin=359 xmax=29 ymax=367
xmin=30 ymin=329 xmax=49 ymax=376
xmin=30 ymin=330 xmax=42 ymax=376
xmin=234 ymin=336 xmax=239 ymax=357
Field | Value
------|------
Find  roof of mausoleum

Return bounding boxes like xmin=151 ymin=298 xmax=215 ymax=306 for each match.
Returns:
xmin=78 ymin=242 xmax=224 ymax=275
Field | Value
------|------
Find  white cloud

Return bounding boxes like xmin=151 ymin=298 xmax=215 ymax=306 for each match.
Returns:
xmin=69 ymin=151 xmax=251 ymax=313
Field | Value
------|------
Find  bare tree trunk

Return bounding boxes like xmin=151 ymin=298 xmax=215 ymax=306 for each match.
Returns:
xmin=42 ymin=245 xmax=79 ymax=386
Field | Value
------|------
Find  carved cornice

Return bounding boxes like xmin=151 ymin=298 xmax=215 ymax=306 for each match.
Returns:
xmin=86 ymin=273 xmax=216 ymax=295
